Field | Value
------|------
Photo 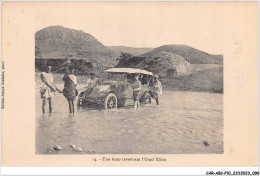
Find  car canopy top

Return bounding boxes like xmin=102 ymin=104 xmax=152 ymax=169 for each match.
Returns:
xmin=104 ymin=68 xmax=153 ymax=76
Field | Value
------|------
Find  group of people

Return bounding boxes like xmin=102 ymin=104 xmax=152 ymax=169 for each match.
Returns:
xmin=40 ymin=65 xmax=162 ymax=114
xmin=40 ymin=66 xmax=78 ymax=115
xmin=131 ymin=73 xmax=162 ymax=110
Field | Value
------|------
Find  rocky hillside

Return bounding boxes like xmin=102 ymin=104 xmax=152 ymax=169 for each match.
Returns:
xmin=35 ymin=26 xmax=117 ymax=66
xmin=108 ymin=46 xmax=153 ymax=56
xmin=141 ymin=45 xmax=223 ymax=64
xmin=35 ymin=26 xmax=223 ymax=93
xmin=116 ymin=50 xmax=223 ymax=93
xmin=116 ymin=52 xmax=191 ymax=77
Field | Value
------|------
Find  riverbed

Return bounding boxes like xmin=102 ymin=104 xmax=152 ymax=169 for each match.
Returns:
xmin=36 ymin=84 xmax=223 ymax=154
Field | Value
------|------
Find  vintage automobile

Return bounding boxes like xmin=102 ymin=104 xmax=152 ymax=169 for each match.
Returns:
xmin=77 ymin=68 xmax=153 ymax=110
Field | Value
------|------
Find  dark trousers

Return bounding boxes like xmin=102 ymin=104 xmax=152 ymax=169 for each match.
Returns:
xmin=149 ymin=90 xmax=159 ymax=105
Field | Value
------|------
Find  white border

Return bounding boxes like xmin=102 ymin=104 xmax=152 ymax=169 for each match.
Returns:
xmin=1 ymin=167 xmax=259 ymax=175
xmin=0 ymin=0 xmax=259 ymax=175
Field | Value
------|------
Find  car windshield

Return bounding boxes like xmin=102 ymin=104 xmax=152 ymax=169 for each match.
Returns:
xmin=108 ymin=73 xmax=123 ymax=80
xmin=104 ymin=72 xmax=152 ymax=85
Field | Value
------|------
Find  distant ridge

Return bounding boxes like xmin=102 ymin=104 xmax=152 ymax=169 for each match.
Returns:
xmin=141 ymin=44 xmax=223 ymax=64
xmin=108 ymin=46 xmax=153 ymax=56
xmin=35 ymin=26 xmax=223 ymax=66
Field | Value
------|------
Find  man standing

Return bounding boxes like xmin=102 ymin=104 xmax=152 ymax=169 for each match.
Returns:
xmin=149 ymin=75 xmax=162 ymax=105
xmin=63 ymin=67 xmax=78 ymax=115
xmin=131 ymin=74 xmax=142 ymax=110
xmin=84 ymin=73 xmax=97 ymax=96
xmin=40 ymin=65 xmax=62 ymax=113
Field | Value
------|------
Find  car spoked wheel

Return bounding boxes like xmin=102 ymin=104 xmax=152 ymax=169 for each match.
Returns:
xmin=108 ymin=98 xmax=116 ymax=108
xmin=104 ymin=93 xmax=117 ymax=110
xmin=144 ymin=93 xmax=152 ymax=104
xmin=107 ymin=96 xmax=116 ymax=109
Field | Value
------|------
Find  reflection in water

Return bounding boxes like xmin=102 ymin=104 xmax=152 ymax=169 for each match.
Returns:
xmin=36 ymin=85 xmax=223 ymax=154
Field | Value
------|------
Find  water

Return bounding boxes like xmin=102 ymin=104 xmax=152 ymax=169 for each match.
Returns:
xmin=36 ymin=84 xmax=223 ymax=154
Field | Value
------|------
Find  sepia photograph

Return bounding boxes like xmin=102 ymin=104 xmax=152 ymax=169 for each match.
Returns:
xmin=35 ymin=25 xmax=223 ymax=154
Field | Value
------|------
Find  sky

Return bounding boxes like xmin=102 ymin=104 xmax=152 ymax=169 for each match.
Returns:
xmin=28 ymin=2 xmax=256 ymax=55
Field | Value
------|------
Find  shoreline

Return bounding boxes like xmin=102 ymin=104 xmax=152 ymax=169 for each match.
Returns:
xmin=163 ymin=87 xmax=223 ymax=94
xmin=35 ymin=72 xmax=223 ymax=94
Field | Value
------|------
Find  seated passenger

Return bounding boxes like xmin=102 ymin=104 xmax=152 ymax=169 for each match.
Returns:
xmin=122 ymin=74 xmax=128 ymax=83
xmin=84 ymin=73 xmax=98 ymax=96
xmin=139 ymin=74 xmax=144 ymax=85
xmin=122 ymin=74 xmax=130 ymax=89
xmin=109 ymin=74 xmax=116 ymax=80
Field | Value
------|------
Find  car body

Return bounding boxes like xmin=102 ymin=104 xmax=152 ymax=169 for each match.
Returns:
xmin=77 ymin=68 xmax=153 ymax=110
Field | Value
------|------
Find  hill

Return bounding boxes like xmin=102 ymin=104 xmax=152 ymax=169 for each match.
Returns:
xmin=108 ymin=46 xmax=153 ymax=56
xmin=141 ymin=45 xmax=223 ymax=64
xmin=116 ymin=52 xmax=191 ymax=77
xmin=116 ymin=50 xmax=223 ymax=93
xmin=35 ymin=26 xmax=223 ymax=93
xmin=35 ymin=26 xmax=117 ymax=66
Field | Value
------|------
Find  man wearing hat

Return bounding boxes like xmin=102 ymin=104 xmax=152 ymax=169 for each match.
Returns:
xmin=84 ymin=72 xmax=98 ymax=96
xmin=149 ymin=75 xmax=162 ymax=105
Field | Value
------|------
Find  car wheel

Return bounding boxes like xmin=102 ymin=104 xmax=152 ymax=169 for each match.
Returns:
xmin=144 ymin=93 xmax=152 ymax=104
xmin=104 ymin=93 xmax=117 ymax=110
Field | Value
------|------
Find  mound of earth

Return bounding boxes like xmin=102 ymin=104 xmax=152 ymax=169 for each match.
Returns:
xmin=116 ymin=52 xmax=191 ymax=78
xmin=141 ymin=52 xmax=191 ymax=77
